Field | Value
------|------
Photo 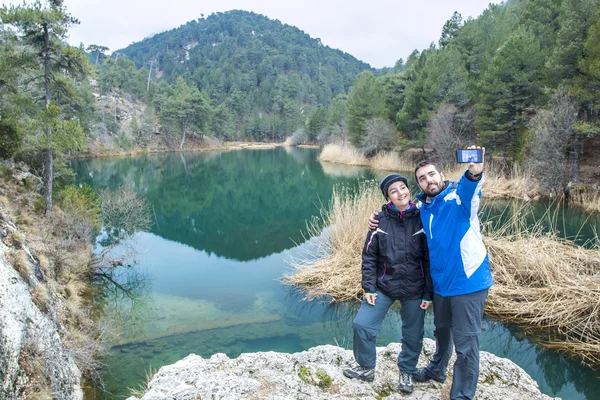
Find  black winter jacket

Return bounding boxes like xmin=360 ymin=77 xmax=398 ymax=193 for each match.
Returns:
xmin=361 ymin=204 xmax=432 ymax=301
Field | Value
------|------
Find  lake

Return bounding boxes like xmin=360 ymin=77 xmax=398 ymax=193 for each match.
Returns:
xmin=71 ymin=147 xmax=600 ymax=400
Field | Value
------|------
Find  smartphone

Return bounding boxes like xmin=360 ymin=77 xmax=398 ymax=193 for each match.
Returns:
xmin=456 ymin=148 xmax=483 ymax=163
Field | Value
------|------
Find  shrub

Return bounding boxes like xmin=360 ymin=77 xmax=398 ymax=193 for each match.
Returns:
xmin=0 ymin=119 xmax=23 ymax=159
xmin=56 ymin=184 xmax=102 ymax=236
xmin=290 ymin=128 xmax=308 ymax=145
xmin=426 ymin=104 xmax=476 ymax=167
xmin=98 ymin=185 xmax=152 ymax=247
xmin=0 ymin=163 xmax=14 ymax=179
xmin=360 ymin=117 xmax=396 ymax=157
xmin=6 ymin=249 xmax=32 ymax=280
xmin=526 ymin=89 xmax=580 ymax=194
xmin=31 ymin=284 xmax=49 ymax=313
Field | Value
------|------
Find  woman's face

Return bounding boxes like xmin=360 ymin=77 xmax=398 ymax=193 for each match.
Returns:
xmin=387 ymin=181 xmax=411 ymax=210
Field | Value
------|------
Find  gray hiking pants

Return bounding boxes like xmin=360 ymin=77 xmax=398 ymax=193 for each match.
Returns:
xmin=426 ymin=289 xmax=488 ymax=400
xmin=352 ymin=291 xmax=425 ymax=373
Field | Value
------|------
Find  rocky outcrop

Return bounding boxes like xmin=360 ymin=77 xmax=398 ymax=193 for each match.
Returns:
xmin=127 ymin=339 xmax=557 ymax=400
xmin=0 ymin=218 xmax=82 ymax=399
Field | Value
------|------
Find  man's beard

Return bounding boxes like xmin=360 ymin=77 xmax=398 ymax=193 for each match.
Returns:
xmin=423 ymin=181 xmax=445 ymax=197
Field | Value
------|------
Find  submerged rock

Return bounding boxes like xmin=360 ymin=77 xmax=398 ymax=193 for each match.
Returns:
xmin=127 ymin=339 xmax=557 ymax=400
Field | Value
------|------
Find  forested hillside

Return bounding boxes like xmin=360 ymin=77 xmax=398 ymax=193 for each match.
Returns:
xmin=334 ymin=0 xmax=600 ymax=193
xmin=2 ymin=0 xmax=600 ymax=207
xmin=121 ymin=10 xmax=371 ymax=109
xmin=82 ymin=10 xmax=374 ymax=147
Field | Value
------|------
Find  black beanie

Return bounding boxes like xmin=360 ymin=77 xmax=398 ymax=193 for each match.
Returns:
xmin=379 ymin=174 xmax=409 ymax=199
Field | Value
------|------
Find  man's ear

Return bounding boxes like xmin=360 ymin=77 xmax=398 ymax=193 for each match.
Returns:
xmin=440 ymin=172 xmax=445 ymax=181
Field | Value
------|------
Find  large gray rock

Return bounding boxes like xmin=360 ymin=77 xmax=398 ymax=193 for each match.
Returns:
xmin=127 ymin=339 xmax=557 ymax=400
xmin=0 ymin=225 xmax=82 ymax=399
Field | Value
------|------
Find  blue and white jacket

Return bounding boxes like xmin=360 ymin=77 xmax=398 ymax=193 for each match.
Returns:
xmin=415 ymin=172 xmax=493 ymax=297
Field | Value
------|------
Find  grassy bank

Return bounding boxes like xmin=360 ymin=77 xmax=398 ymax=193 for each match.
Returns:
xmin=283 ymin=182 xmax=600 ymax=368
xmin=0 ymin=164 xmax=103 ymax=393
xmin=318 ymin=143 xmax=600 ymax=211
xmin=75 ymin=136 xmax=282 ymax=159
xmin=0 ymin=162 xmax=151 ymax=395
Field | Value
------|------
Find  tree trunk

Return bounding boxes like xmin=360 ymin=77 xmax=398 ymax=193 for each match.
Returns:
xmin=179 ymin=121 xmax=187 ymax=149
xmin=572 ymin=134 xmax=583 ymax=184
xmin=44 ymin=149 xmax=54 ymax=217
xmin=43 ymin=22 xmax=53 ymax=217
xmin=147 ymin=60 xmax=154 ymax=91
xmin=113 ymin=88 xmax=117 ymax=124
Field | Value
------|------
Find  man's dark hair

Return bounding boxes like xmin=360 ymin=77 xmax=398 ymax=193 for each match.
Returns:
xmin=414 ymin=160 xmax=440 ymax=178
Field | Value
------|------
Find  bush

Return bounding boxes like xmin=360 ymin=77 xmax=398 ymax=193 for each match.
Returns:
xmin=0 ymin=119 xmax=23 ymax=159
xmin=289 ymin=128 xmax=308 ymax=145
xmin=56 ymin=184 xmax=102 ymax=241
xmin=526 ymin=89 xmax=580 ymax=194
xmin=99 ymin=185 xmax=151 ymax=246
xmin=360 ymin=117 xmax=396 ymax=157
xmin=426 ymin=104 xmax=476 ymax=167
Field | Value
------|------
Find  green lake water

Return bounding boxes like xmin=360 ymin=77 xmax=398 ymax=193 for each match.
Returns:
xmin=70 ymin=147 xmax=600 ymax=400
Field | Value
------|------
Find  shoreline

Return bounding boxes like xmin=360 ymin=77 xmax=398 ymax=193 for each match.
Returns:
xmin=71 ymin=141 xmax=286 ymax=160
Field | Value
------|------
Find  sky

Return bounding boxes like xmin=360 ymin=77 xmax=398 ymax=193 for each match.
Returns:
xmin=3 ymin=0 xmax=499 ymax=68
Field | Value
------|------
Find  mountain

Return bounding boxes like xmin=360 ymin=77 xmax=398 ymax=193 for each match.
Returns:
xmin=117 ymin=10 xmax=373 ymax=139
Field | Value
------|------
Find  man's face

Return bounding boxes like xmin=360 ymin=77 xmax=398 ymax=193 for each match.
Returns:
xmin=416 ymin=164 xmax=445 ymax=197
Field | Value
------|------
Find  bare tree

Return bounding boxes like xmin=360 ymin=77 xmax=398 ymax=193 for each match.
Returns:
xmin=361 ymin=117 xmax=395 ymax=157
xmin=427 ymin=103 xmax=476 ymax=166
xmin=526 ymin=88 xmax=580 ymax=194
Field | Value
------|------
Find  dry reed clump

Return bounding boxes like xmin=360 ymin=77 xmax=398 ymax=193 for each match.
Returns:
xmin=282 ymin=181 xmax=383 ymax=302
xmin=319 ymin=143 xmax=415 ymax=172
xmin=482 ymin=164 xmax=543 ymax=200
xmin=284 ymin=181 xmax=600 ymax=368
xmin=370 ymin=151 xmax=414 ymax=172
xmin=483 ymin=208 xmax=600 ymax=366
xmin=570 ymin=188 xmax=600 ymax=214
xmin=318 ymin=143 xmax=367 ymax=166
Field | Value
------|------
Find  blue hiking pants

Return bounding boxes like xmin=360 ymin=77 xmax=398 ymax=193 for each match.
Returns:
xmin=352 ymin=291 xmax=425 ymax=373
xmin=425 ymin=289 xmax=488 ymax=400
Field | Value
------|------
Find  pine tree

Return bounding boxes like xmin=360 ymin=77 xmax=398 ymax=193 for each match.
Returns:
xmin=1 ymin=0 xmax=91 ymax=216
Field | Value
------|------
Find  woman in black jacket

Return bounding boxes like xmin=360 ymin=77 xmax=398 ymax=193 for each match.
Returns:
xmin=343 ymin=174 xmax=432 ymax=394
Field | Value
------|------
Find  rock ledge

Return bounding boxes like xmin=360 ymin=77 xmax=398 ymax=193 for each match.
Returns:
xmin=127 ymin=338 xmax=558 ymax=400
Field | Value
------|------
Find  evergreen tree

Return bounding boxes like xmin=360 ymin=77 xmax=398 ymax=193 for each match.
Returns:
xmin=476 ymin=28 xmax=543 ymax=159
xmin=1 ymin=0 xmax=91 ymax=216
xmin=346 ymin=71 xmax=384 ymax=146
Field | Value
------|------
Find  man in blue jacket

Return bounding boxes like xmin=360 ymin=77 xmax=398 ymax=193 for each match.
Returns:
xmin=369 ymin=146 xmax=493 ymax=400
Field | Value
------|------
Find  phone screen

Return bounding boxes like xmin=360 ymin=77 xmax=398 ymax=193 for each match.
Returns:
xmin=456 ymin=149 xmax=483 ymax=163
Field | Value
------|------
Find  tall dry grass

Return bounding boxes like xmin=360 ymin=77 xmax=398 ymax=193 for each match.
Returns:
xmin=483 ymin=203 xmax=600 ymax=366
xmin=319 ymin=144 xmax=547 ymax=202
xmin=318 ymin=143 xmax=367 ymax=166
xmin=284 ymin=183 xmax=600 ymax=368
xmin=283 ymin=181 xmax=382 ymax=302
xmin=570 ymin=188 xmax=600 ymax=214
xmin=318 ymin=143 xmax=414 ymax=172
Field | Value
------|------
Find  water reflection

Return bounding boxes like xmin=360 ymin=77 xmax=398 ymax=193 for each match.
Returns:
xmin=72 ymin=149 xmax=600 ymax=400
xmin=72 ymin=148 xmax=376 ymax=261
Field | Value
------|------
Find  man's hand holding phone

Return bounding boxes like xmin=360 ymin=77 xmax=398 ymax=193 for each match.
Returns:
xmin=465 ymin=146 xmax=485 ymax=175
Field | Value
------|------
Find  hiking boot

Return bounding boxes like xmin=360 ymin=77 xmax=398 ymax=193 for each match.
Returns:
xmin=343 ymin=365 xmax=375 ymax=382
xmin=399 ymin=371 xmax=413 ymax=393
xmin=413 ymin=368 xmax=447 ymax=383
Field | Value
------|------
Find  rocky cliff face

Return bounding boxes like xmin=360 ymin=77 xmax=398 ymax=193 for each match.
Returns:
xmin=0 ymin=216 xmax=82 ymax=399
xmin=127 ymin=339 xmax=558 ymax=400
